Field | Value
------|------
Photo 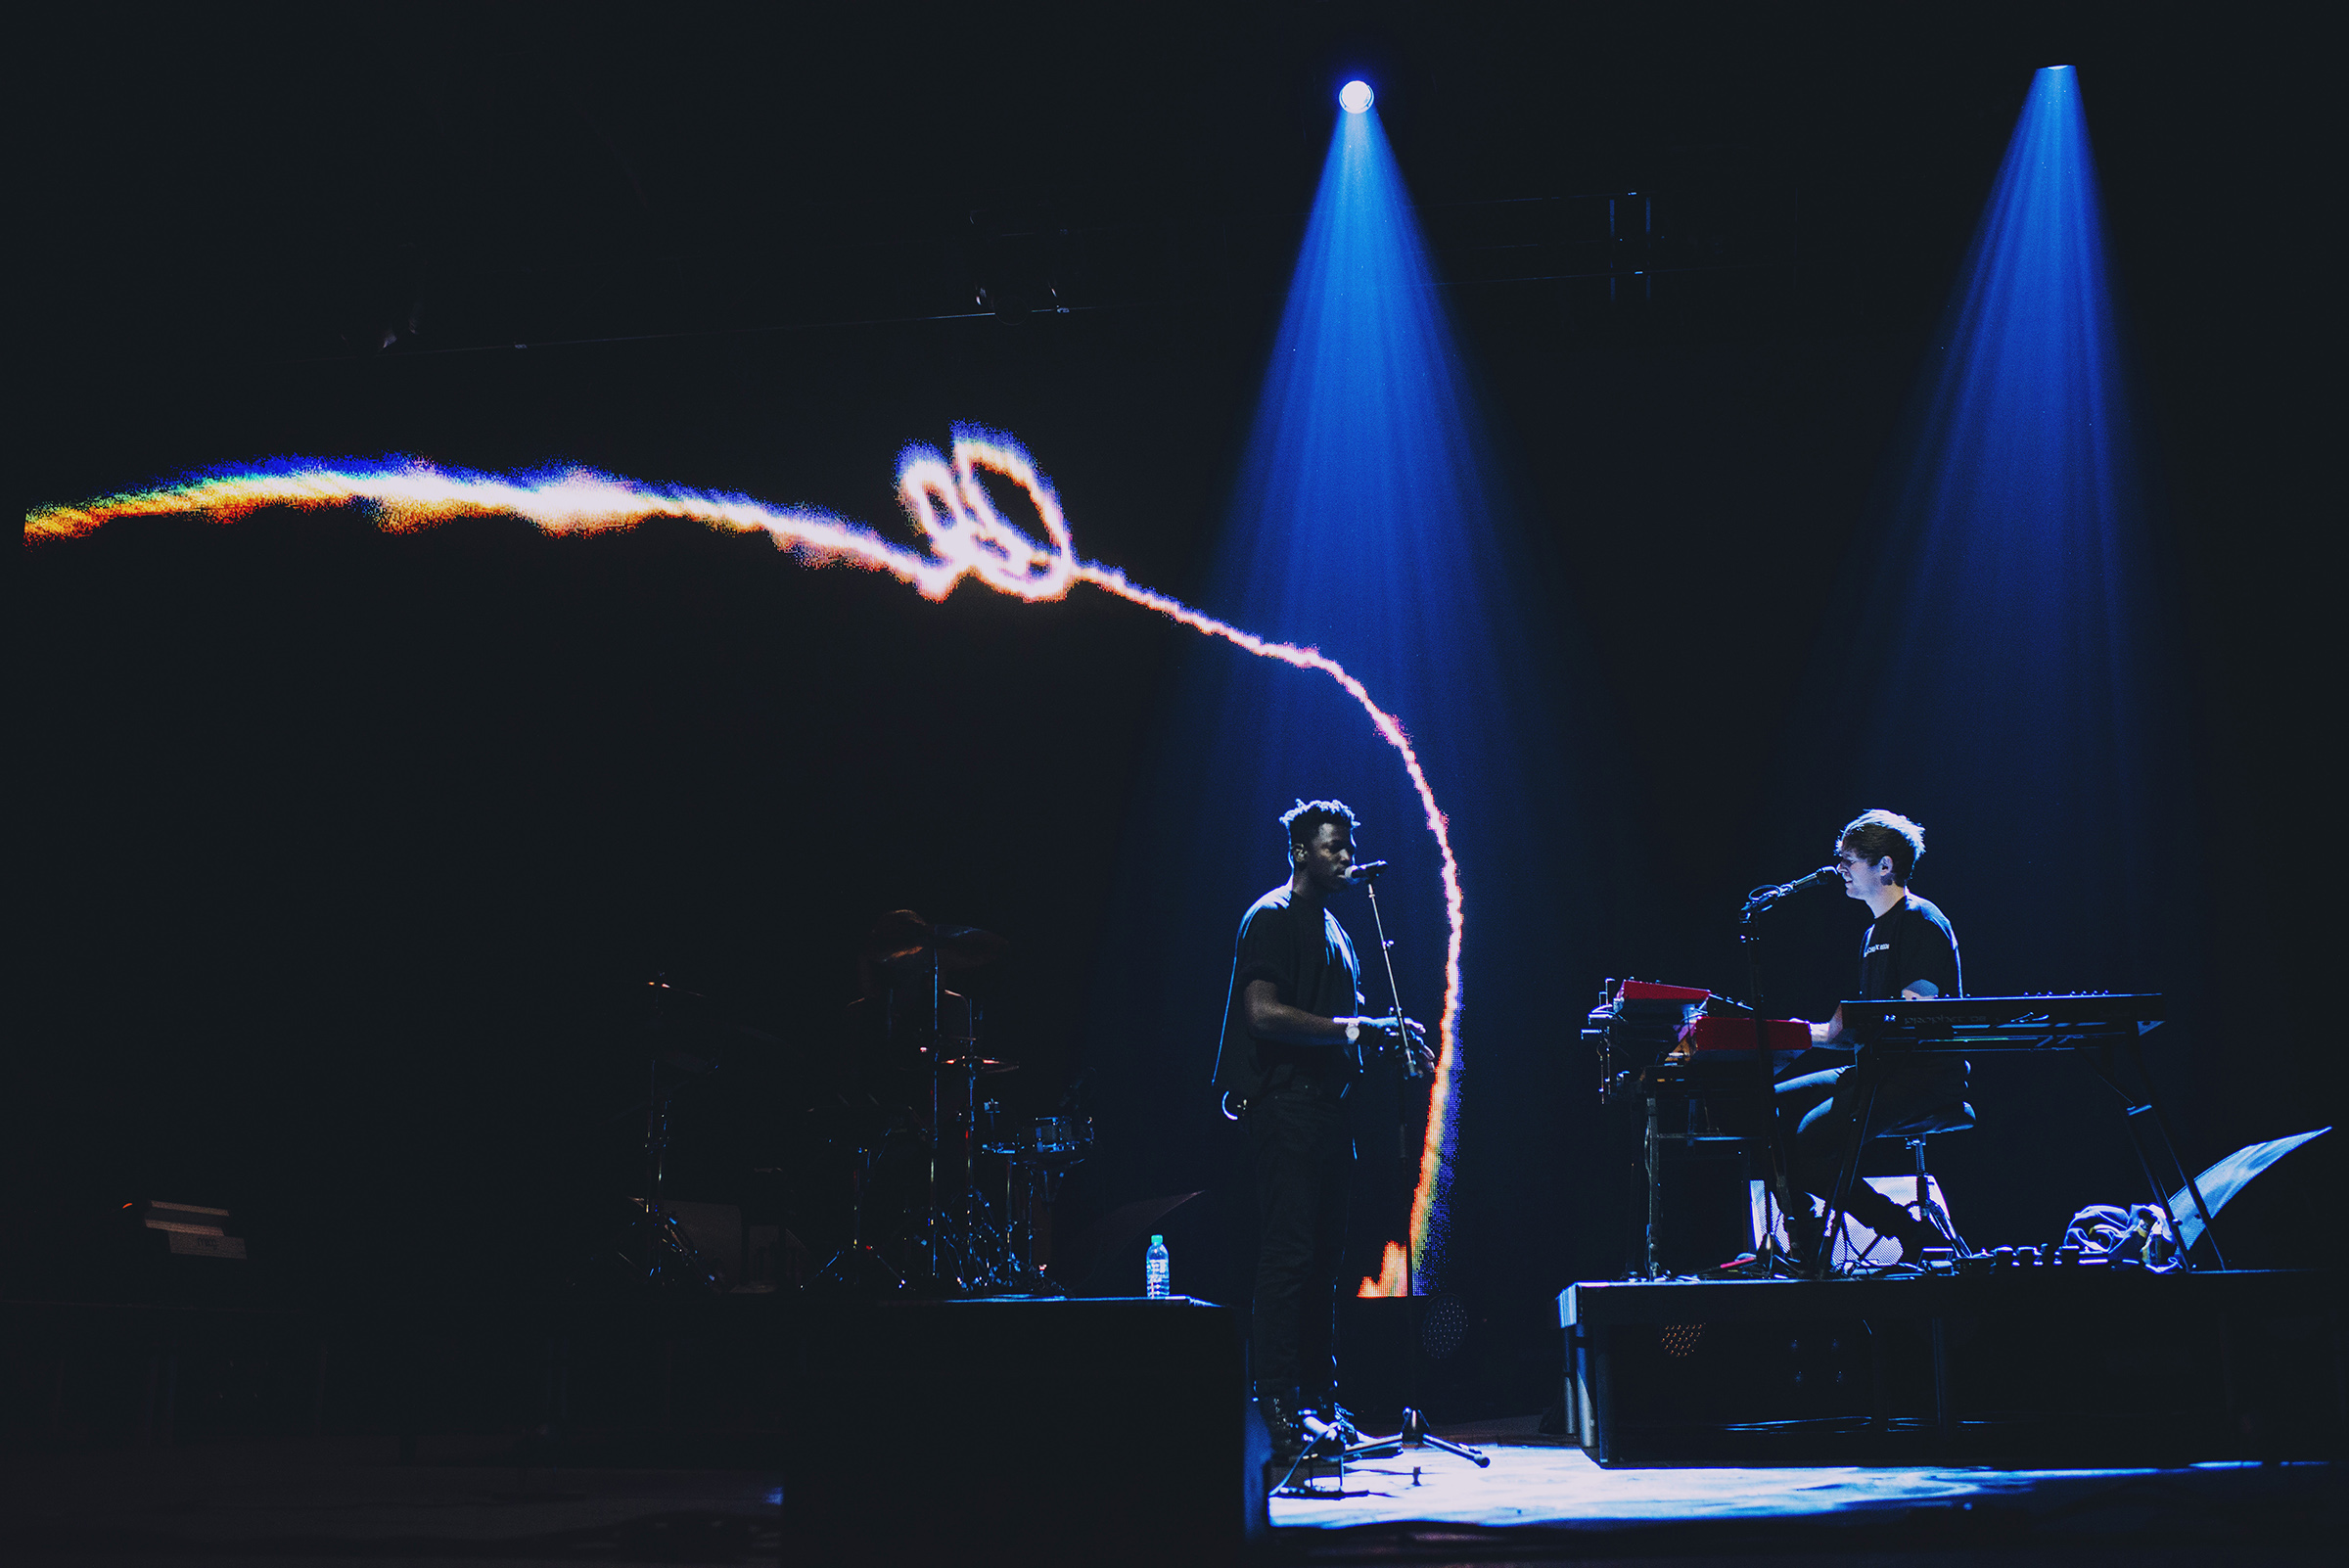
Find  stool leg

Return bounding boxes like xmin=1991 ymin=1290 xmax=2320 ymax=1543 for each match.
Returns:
xmin=1910 ymin=1137 xmax=1968 ymax=1255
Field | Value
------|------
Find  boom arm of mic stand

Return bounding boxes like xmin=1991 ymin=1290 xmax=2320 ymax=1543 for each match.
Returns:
xmin=1360 ymin=881 xmax=1421 ymax=1082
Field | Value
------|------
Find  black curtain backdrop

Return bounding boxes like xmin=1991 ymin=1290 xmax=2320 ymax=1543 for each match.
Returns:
xmin=16 ymin=7 xmax=2333 ymax=1408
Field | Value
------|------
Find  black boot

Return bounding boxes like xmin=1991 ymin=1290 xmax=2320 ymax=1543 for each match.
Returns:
xmin=1301 ymin=1384 xmax=1360 ymax=1445
xmin=1256 ymin=1385 xmax=1304 ymax=1473
xmin=1844 ymin=1182 xmax=1947 ymax=1264
xmin=1779 ymin=1193 xmax=1827 ymax=1275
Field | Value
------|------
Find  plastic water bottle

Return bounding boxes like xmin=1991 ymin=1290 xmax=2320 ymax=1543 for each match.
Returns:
xmin=1145 ymin=1234 xmax=1171 ymax=1299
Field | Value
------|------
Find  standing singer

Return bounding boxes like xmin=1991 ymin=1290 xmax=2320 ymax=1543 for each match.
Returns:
xmin=1212 ymin=799 xmax=1430 ymax=1463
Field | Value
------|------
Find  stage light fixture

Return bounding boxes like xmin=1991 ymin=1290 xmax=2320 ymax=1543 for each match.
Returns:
xmin=1339 ymin=79 xmax=1374 ymax=115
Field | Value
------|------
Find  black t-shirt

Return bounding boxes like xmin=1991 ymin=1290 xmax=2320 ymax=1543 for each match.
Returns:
xmin=1853 ymin=892 xmax=1967 ymax=1092
xmin=1859 ymin=893 xmax=1962 ymax=1002
xmin=1211 ymin=885 xmax=1363 ymax=1102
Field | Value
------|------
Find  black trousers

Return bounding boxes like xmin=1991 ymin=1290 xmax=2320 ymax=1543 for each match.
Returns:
xmin=1774 ymin=1056 xmax=1966 ymax=1232
xmin=1247 ymin=1090 xmax=1352 ymax=1394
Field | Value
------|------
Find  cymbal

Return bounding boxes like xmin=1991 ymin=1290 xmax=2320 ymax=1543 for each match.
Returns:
xmin=861 ymin=909 xmax=1009 ymax=971
xmin=939 ymin=1055 xmax=1020 ymax=1076
xmin=642 ymin=978 xmax=778 ymax=1047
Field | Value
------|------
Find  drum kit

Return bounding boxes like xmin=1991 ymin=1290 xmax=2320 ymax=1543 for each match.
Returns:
xmin=620 ymin=909 xmax=1089 ymax=1299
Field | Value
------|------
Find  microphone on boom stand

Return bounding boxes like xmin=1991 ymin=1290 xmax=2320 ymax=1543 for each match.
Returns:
xmin=1347 ymin=861 xmax=1417 ymax=1076
xmin=1745 ymin=864 xmax=1837 ymax=910
xmin=1737 ymin=863 xmax=1836 ymax=1278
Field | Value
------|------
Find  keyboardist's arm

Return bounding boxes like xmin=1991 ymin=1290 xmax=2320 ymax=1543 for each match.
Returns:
xmin=1809 ymin=985 xmax=1937 ymax=1044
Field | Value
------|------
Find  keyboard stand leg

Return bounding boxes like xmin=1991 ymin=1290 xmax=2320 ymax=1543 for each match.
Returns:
xmin=2086 ymin=1038 xmax=2226 ymax=1269
xmin=1643 ymin=1092 xmax=1661 ymax=1279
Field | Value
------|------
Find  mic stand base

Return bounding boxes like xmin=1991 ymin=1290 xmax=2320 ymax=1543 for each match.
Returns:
xmin=1274 ymin=1407 xmax=1490 ymax=1498
xmin=1393 ymin=1407 xmax=1491 ymax=1466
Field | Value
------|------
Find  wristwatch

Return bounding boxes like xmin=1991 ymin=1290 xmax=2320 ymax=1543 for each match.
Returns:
xmin=1344 ymin=1019 xmax=1361 ymax=1044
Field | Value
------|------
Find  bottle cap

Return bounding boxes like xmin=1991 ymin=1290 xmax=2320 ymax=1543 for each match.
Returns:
xmin=1151 ymin=1235 xmax=1163 ymax=1245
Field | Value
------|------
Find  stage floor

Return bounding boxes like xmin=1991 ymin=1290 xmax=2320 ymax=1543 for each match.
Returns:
xmin=0 ymin=1425 xmax=2331 ymax=1565
xmin=1273 ymin=1421 xmax=2337 ymax=1563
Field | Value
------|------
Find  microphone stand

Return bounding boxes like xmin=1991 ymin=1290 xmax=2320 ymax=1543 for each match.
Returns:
xmin=1739 ymin=869 xmax=1830 ymax=1277
xmin=1347 ymin=872 xmax=1488 ymax=1474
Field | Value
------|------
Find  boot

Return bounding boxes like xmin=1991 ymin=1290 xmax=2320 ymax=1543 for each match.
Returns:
xmin=1301 ymin=1384 xmax=1360 ymax=1445
xmin=1846 ymin=1182 xmax=1949 ymax=1264
xmin=1256 ymin=1385 xmax=1304 ymax=1474
xmin=1778 ymin=1193 xmax=1827 ymax=1275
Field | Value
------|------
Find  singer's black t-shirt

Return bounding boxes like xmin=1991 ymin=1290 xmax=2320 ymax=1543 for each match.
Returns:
xmin=1210 ymin=885 xmax=1363 ymax=1103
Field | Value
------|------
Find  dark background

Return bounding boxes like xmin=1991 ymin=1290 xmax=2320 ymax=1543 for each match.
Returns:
xmin=16 ymin=5 xmax=2330 ymax=1411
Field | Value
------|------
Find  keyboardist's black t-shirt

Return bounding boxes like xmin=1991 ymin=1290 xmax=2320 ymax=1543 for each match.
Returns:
xmin=1852 ymin=892 xmax=1967 ymax=1094
xmin=1860 ymin=893 xmax=1961 ymax=1002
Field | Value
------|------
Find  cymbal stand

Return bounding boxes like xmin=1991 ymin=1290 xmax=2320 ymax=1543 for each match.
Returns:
xmin=633 ymin=977 xmax=724 ymax=1291
xmin=921 ymin=946 xmax=945 ymax=1289
xmin=1352 ymin=875 xmax=1487 ymax=1475
xmin=910 ymin=956 xmax=1018 ymax=1293
xmin=810 ymin=1134 xmax=906 ymax=1294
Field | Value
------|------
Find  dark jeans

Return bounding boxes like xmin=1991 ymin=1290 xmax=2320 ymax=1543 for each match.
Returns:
xmin=1247 ymin=1091 xmax=1352 ymax=1394
xmin=1775 ymin=1057 xmax=1966 ymax=1231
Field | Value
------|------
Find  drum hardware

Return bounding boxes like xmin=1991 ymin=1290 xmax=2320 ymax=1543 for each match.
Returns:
xmin=857 ymin=909 xmax=1037 ymax=1294
xmin=976 ymin=1105 xmax=1092 ymax=1289
xmin=808 ymin=1131 xmax=910 ymax=1295
xmin=803 ymin=911 xmax=1095 ymax=1298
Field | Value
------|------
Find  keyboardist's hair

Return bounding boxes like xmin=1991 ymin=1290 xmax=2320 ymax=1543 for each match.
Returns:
xmin=1282 ymin=799 xmax=1359 ymax=852
xmin=1840 ymin=808 xmax=1926 ymax=884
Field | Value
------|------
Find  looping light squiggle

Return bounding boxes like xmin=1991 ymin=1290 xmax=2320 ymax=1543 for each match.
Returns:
xmin=26 ymin=427 xmax=1463 ymax=1285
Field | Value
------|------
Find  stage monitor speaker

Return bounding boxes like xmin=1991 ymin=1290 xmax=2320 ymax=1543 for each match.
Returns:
xmin=783 ymin=1297 xmax=1266 ymax=1566
xmin=1563 ymin=1268 xmax=2345 ymax=1466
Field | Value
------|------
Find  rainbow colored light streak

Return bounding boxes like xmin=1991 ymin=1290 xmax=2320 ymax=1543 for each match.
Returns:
xmin=26 ymin=428 xmax=1465 ymax=1282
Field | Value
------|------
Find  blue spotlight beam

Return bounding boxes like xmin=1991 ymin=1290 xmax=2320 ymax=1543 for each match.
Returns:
xmin=1176 ymin=98 xmax=1545 ymax=1293
xmin=1823 ymin=65 xmax=2172 ymax=992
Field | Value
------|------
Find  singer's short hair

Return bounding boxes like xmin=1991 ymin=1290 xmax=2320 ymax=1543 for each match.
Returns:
xmin=1839 ymin=808 xmax=1927 ymax=885
xmin=1282 ymin=799 xmax=1359 ymax=851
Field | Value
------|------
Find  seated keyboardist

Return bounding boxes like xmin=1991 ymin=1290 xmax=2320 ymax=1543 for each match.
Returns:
xmin=1775 ymin=808 xmax=1967 ymax=1268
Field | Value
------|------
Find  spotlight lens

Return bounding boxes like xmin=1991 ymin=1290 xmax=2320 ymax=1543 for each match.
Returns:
xmin=1339 ymin=80 xmax=1374 ymax=115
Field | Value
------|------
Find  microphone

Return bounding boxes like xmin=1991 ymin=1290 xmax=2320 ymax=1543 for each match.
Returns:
xmin=1745 ymin=865 xmax=1837 ymax=908
xmin=1345 ymin=860 xmax=1392 ymax=883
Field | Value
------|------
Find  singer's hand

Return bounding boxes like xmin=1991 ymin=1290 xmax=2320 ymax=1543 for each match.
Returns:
xmin=1405 ymin=1035 xmax=1436 ymax=1077
xmin=1362 ymin=1015 xmax=1432 ymax=1077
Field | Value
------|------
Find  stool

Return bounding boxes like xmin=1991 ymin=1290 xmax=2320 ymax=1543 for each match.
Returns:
xmin=1861 ymin=1104 xmax=1975 ymax=1262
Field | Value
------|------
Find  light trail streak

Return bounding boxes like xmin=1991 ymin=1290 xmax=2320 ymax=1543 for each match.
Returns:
xmin=26 ymin=428 xmax=1464 ymax=1282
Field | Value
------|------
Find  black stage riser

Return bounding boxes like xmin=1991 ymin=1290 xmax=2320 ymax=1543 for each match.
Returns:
xmin=1563 ymin=1268 xmax=2345 ymax=1467
xmin=783 ymin=1297 xmax=1266 ymax=1567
